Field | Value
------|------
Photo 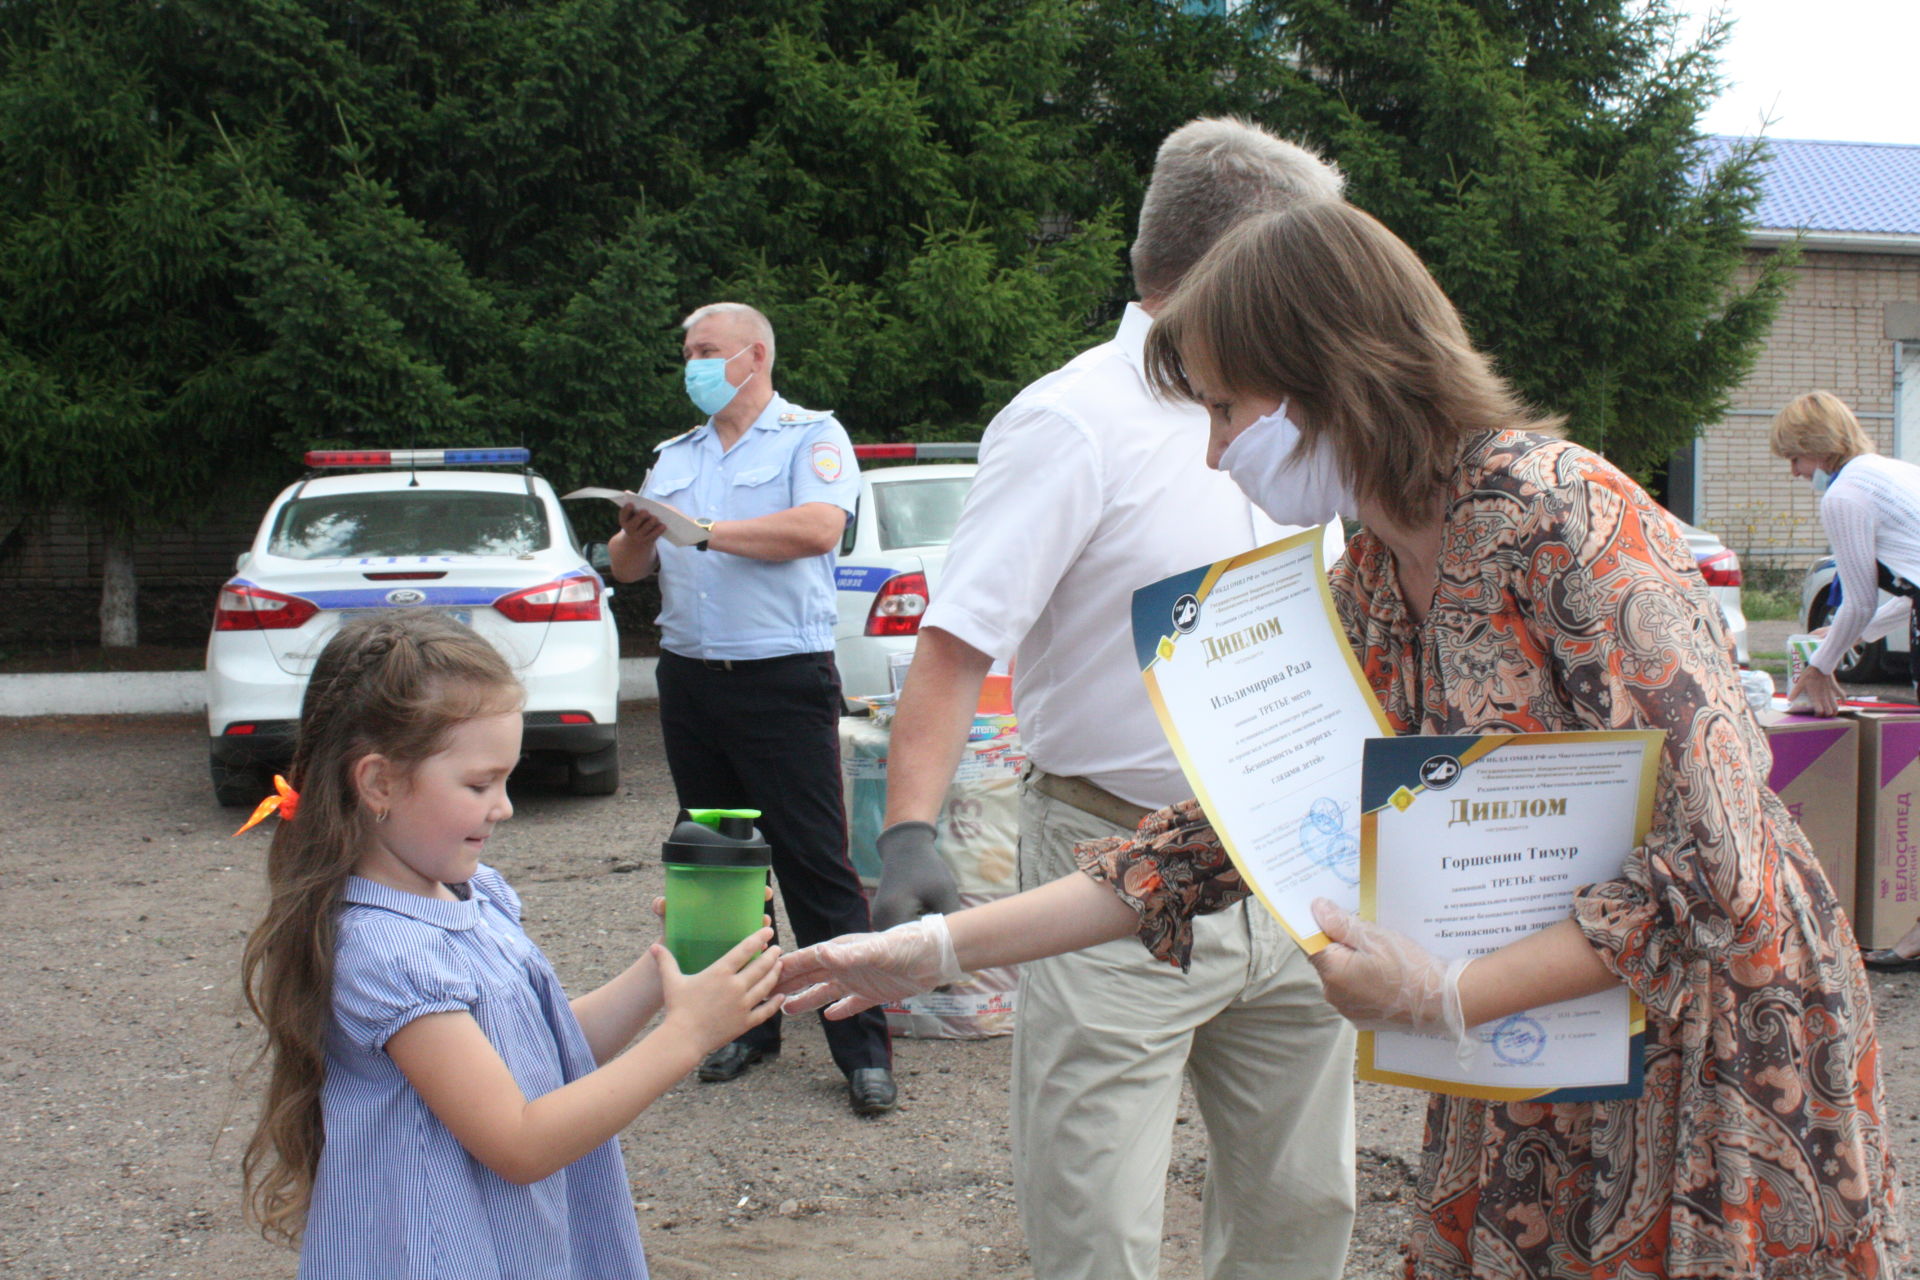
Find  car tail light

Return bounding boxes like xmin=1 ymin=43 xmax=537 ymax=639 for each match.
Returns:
xmin=214 ymin=583 xmax=319 ymax=631
xmin=865 ymin=571 xmax=928 ymax=636
xmin=558 ymin=712 xmax=595 ymax=725
xmin=1697 ymin=549 xmax=1743 ymax=588
xmin=223 ymin=723 xmax=258 ymax=736
xmin=852 ymin=444 xmax=979 ymax=460
xmin=494 ymin=576 xmax=602 ymax=623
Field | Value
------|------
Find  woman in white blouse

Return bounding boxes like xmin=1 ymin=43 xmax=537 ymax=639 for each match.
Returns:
xmin=1772 ymin=390 xmax=1920 ymax=969
xmin=1772 ymin=390 xmax=1920 ymax=715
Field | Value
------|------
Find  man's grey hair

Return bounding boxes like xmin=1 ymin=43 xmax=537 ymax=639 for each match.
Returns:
xmin=1131 ymin=117 xmax=1345 ymax=302
xmin=681 ymin=301 xmax=776 ymax=364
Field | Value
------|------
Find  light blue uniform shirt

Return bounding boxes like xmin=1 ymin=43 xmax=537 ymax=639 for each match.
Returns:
xmin=300 ymin=868 xmax=647 ymax=1280
xmin=646 ymin=394 xmax=859 ymax=660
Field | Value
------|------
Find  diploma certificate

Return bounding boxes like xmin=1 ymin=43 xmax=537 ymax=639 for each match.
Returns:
xmin=1357 ymin=731 xmax=1662 ymax=1100
xmin=1133 ymin=526 xmax=1393 ymax=951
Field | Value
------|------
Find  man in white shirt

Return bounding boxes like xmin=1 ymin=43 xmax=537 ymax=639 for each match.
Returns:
xmin=870 ymin=119 xmax=1356 ymax=1280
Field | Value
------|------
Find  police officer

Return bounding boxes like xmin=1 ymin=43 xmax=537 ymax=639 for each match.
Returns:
xmin=609 ymin=301 xmax=894 ymax=1115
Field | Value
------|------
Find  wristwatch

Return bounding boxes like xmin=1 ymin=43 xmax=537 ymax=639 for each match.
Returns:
xmin=694 ymin=518 xmax=714 ymax=551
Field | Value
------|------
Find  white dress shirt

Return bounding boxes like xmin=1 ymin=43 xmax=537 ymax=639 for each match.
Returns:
xmin=923 ymin=304 xmax=1322 ymax=808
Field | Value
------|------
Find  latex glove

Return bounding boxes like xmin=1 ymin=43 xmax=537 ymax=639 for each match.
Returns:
xmin=1308 ymin=898 xmax=1474 ymax=1061
xmin=869 ymin=821 xmax=963 ymax=930
xmin=778 ymin=915 xmax=964 ymax=1019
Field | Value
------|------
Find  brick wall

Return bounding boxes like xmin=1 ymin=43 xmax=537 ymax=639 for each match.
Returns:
xmin=1696 ymin=248 xmax=1920 ymax=570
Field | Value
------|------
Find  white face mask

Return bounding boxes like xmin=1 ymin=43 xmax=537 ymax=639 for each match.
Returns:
xmin=1811 ymin=467 xmax=1833 ymax=497
xmin=1216 ymin=401 xmax=1357 ymax=526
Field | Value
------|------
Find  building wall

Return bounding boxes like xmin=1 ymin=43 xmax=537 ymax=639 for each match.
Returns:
xmin=0 ymin=502 xmax=663 ymax=652
xmin=1696 ymin=247 xmax=1920 ymax=569
xmin=0 ymin=505 xmax=260 ymax=649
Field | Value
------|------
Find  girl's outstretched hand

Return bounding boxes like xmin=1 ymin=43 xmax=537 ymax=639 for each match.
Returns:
xmin=654 ymin=929 xmax=784 ymax=1055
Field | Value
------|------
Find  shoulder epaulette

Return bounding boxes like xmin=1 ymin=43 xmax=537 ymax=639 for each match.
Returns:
xmin=776 ymin=406 xmax=833 ymax=427
xmin=653 ymin=427 xmax=699 ymax=452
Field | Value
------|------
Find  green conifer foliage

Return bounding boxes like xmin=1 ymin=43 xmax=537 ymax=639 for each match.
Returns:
xmin=1 ymin=0 xmax=1782 ymax=646
xmin=1261 ymin=0 xmax=1785 ymax=480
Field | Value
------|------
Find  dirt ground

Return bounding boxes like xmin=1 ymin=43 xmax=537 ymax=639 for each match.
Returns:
xmin=2 ymin=706 xmax=1916 ymax=1280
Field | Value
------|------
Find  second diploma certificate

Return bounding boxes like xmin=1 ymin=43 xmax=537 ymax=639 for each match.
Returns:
xmin=1358 ymin=731 xmax=1662 ymax=1100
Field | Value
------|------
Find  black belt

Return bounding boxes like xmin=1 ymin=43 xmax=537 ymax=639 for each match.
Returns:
xmin=1877 ymin=564 xmax=1920 ymax=602
xmin=660 ymin=648 xmax=829 ymax=673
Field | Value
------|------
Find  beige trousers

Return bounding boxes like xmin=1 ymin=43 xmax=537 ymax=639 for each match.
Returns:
xmin=1011 ymin=784 xmax=1356 ymax=1280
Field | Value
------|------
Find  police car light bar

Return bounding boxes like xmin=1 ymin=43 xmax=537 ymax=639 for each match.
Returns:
xmin=304 ymin=447 xmax=531 ymax=468
xmin=851 ymin=444 xmax=978 ymax=460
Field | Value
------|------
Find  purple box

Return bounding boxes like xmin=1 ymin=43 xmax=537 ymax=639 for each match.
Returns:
xmin=1761 ymin=712 xmax=1860 ymax=924
xmin=1846 ymin=710 xmax=1920 ymax=950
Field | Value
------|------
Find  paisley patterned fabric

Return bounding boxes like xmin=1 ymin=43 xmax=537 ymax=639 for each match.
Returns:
xmin=1076 ymin=432 xmax=1904 ymax=1278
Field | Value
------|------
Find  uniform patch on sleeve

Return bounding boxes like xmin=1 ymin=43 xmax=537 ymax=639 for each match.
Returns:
xmin=811 ymin=442 xmax=844 ymax=482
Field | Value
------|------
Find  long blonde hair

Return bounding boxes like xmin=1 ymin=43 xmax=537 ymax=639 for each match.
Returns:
xmin=1145 ymin=200 xmax=1562 ymax=526
xmin=239 ymin=611 xmax=520 ymax=1244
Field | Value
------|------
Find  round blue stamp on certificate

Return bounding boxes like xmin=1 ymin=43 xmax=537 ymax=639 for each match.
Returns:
xmin=1490 ymin=1014 xmax=1548 ymax=1065
xmin=1298 ymin=797 xmax=1359 ymax=886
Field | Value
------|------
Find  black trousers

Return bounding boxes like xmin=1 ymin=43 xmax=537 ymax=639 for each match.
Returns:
xmin=656 ymin=648 xmax=890 ymax=1074
xmin=1876 ymin=563 xmax=1920 ymax=697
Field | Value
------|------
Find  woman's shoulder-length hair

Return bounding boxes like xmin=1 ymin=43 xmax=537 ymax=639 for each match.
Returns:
xmin=1769 ymin=390 xmax=1874 ymax=464
xmin=1144 ymin=200 xmax=1562 ymax=526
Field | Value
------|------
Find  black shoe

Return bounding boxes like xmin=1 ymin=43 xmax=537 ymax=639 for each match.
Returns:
xmin=697 ymin=1042 xmax=777 ymax=1082
xmin=1862 ymin=947 xmax=1920 ymax=973
xmin=847 ymin=1068 xmax=897 ymax=1116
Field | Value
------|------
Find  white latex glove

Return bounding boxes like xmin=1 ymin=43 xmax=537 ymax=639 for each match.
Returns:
xmin=777 ymin=915 xmax=964 ymax=1020
xmin=1309 ymin=898 xmax=1474 ymax=1062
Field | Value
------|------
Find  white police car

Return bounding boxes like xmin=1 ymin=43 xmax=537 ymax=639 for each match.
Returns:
xmin=831 ymin=445 xmax=978 ymax=698
xmin=205 ymin=447 xmax=621 ymax=805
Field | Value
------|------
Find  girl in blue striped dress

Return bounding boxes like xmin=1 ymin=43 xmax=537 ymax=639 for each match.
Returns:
xmin=240 ymin=611 xmax=784 ymax=1278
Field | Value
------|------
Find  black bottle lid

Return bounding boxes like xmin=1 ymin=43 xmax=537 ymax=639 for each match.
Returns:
xmin=661 ymin=809 xmax=771 ymax=867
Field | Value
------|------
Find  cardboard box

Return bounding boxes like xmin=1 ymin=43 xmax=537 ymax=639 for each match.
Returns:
xmin=1760 ymin=712 xmax=1860 ymax=920
xmin=1847 ymin=710 xmax=1920 ymax=950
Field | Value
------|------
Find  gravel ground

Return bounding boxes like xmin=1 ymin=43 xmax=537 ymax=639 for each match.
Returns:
xmin=2 ymin=705 xmax=1915 ymax=1279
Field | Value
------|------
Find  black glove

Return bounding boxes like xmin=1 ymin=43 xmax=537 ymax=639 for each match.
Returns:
xmin=870 ymin=820 xmax=963 ymax=930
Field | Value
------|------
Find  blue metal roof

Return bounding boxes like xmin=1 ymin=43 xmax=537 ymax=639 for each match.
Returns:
xmin=1705 ymin=136 xmax=1920 ymax=237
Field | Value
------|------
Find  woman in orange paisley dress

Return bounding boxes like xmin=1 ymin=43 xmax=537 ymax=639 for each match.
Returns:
xmin=779 ymin=201 xmax=1902 ymax=1278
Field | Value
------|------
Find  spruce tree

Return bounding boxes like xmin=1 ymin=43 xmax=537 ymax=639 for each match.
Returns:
xmin=0 ymin=0 xmax=1781 ymax=649
xmin=1252 ymin=0 xmax=1782 ymax=480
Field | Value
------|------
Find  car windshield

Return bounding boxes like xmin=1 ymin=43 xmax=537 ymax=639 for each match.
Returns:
xmin=268 ymin=490 xmax=550 ymax=559
xmin=870 ymin=477 xmax=972 ymax=551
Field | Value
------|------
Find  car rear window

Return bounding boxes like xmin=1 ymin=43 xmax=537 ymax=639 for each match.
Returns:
xmin=268 ymin=491 xmax=550 ymax=559
xmin=870 ymin=477 xmax=972 ymax=551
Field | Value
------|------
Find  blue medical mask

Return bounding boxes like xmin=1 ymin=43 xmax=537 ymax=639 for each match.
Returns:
xmin=684 ymin=345 xmax=753 ymax=416
xmin=1811 ymin=467 xmax=1833 ymax=497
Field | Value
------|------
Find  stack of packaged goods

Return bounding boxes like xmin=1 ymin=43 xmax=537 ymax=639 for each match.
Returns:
xmin=837 ymin=703 xmax=1025 ymax=1037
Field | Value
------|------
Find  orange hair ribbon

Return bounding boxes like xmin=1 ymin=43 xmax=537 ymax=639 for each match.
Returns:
xmin=234 ymin=775 xmax=301 ymax=836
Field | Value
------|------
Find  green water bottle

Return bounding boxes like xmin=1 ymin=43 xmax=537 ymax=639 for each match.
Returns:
xmin=662 ymin=809 xmax=772 ymax=973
